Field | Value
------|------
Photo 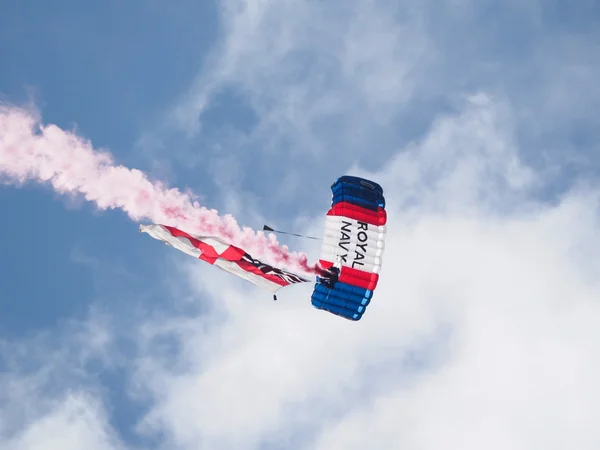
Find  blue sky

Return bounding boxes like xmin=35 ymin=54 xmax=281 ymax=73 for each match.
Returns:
xmin=0 ymin=1 xmax=213 ymax=336
xmin=1 ymin=1 xmax=600 ymax=449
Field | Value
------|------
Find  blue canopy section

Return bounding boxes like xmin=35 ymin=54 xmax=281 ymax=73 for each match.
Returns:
xmin=310 ymin=175 xmax=386 ymax=321
xmin=331 ymin=176 xmax=386 ymax=211
xmin=312 ymin=278 xmax=373 ymax=321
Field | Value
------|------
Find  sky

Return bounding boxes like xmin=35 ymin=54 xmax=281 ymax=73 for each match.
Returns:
xmin=1 ymin=0 xmax=600 ymax=449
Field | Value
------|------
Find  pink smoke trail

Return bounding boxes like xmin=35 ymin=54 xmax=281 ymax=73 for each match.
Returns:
xmin=0 ymin=104 xmax=323 ymax=276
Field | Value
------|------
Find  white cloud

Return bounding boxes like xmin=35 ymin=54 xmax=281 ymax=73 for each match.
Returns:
xmin=122 ymin=1 xmax=600 ymax=447
xmin=137 ymin=0 xmax=436 ymax=173
xmin=3 ymin=394 xmax=123 ymax=450
xmin=129 ymin=93 xmax=600 ymax=449
xmin=0 ymin=309 xmax=125 ymax=450
xmin=310 ymin=194 xmax=600 ymax=450
xmin=5 ymin=1 xmax=600 ymax=449
xmin=134 ymin=0 xmax=600 ymax=227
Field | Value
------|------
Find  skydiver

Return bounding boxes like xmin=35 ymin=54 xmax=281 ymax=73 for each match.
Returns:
xmin=321 ymin=265 xmax=340 ymax=288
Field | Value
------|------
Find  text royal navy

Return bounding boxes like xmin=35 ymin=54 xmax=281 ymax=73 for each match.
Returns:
xmin=338 ymin=220 xmax=368 ymax=268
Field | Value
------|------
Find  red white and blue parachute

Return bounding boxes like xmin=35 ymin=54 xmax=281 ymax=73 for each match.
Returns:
xmin=140 ymin=175 xmax=385 ymax=321
xmin=311 ymin=176 xmax=386 ymax=321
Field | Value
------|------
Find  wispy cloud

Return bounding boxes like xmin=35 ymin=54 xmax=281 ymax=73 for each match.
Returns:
xmin=125 ymin=2 xmax=600 ymax=445
xmin=3 ymin=0 xmax=600 ymax=448
xmin=0 ymin=307 xmax=125 ymax=450
xmin=136 ymin=0 xmax=600 ymax=219
xmin=129 ymin=95 xmax=600 ymax=449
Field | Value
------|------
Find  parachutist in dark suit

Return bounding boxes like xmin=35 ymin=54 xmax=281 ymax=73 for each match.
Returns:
xmin=321 ymin=266 xmax=340 ymax=288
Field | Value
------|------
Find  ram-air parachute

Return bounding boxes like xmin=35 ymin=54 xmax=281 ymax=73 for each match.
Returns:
xmin=140 ymin=175 xmax=386 ymax=321
xmin=310 ymin=176 xmax=386 ymax=320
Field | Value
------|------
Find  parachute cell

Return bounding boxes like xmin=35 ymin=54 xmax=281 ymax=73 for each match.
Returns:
xmin=311 ymin=176 xmax=386 ymax=320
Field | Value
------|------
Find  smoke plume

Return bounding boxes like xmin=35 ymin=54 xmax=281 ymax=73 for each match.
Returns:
xmin=0 ymin=104 xmax=319 ymax=275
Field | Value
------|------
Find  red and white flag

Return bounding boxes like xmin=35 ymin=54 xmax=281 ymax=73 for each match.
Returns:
xmin=139 ymin=224 xmax=310 ymax=292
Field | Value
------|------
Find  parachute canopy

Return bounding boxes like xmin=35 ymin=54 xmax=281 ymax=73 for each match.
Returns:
xmin=139 ymin=224 xmax=310 ymax=292
xmin=311 ymin=176 xmax=386 ymax=321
